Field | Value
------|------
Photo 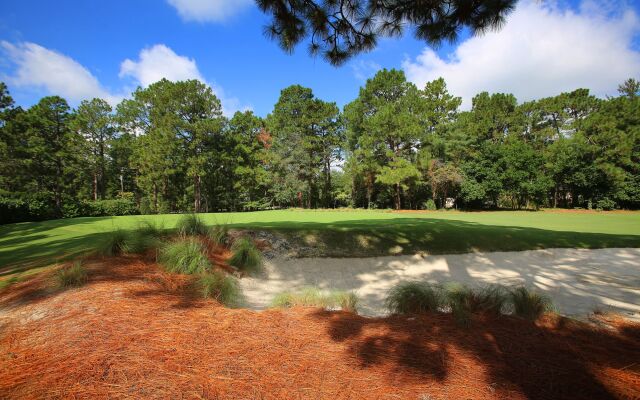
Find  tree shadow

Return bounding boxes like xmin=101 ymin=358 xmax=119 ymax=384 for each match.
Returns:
xmin=311 ymin=310 xmax=640 ymax=399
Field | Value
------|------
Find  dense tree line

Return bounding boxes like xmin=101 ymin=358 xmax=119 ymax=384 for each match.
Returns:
xmin=1 ymin=72 xmax=638 ymax=223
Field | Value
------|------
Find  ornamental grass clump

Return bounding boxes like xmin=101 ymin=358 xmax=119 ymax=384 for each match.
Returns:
xmin=209 ymin=224 xmax=229 ymax=246
xmin=385 ymin=282 xmax=445 ymax=315
xmin=176 ymin=214 xmax=208 ymax=236
xmin=271 ymin=287 xmax=359 ymax=313
xmin=197 ymin=271 xmax=242 ymax=307
xmin=444 ymin=283 xmax=509 ymax=325
xmin=55 ymin=261 xmax=88 ymax=289
xmin=99 ymin=229 xmax=130 ymax=256
xmin=509 ymin=286 xmax=554 ymax=321
xmin=158 ymin=238 xmax=211 ymax=274
xmin=228 ymin=237 xmax=262 ymax=274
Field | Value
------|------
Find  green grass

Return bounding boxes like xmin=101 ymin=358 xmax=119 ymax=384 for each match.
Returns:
xmin=385 ymin=282 xmax=446 ymax=314
xmin=271 ymin=287 xmax=359 ymax=312
xmin=197 ymin=271 xmax=242 ymax=307
xmin=509 ymin=286 xmax=554 ymax=321
xmin=158 ymin=238 xmax=211 ymax=274
xmin=55 ymin=261 xmax=88 ymax=289
xmin=1 ymin=209 xmax=639 ymax=285
xmin=228 ymin=237 xmax=263 ymax=274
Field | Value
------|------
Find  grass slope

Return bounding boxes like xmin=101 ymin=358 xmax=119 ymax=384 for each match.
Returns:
xmin=1 ymin=209 xmax=639 ymax=286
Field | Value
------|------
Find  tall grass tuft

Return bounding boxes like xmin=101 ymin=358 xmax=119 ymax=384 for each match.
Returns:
xmin=124 ymin=221 xmax=166 ymax=254
xmin=209 ymin=224 xmax=229 ymax=246
xmin=197 ymin=271 xmax=242 ymax=307
xmin=99 ymin=229 xmax=130 ymax=256
xmin=385 ymin=282 xmax=445 ymax=315
xmin=176 ymin=214 xmax=208 ymax=236
xmin=444 ymin=283 xmax=509 ymax=325
xmin=55 ymin=261 xmax=88 ymax=288
xmin=158 ymin=238 xmax=211 ymax=274
xmin=509 ymin=286 xmax=554 ymax=321
xmin=271 ymin=287 xmax=359 ymax=313
xmin=228 ymin=237 xmax=262 ymax=274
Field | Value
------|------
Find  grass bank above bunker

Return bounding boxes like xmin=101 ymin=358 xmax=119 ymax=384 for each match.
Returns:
xmin=1 ymin=210 xmax=639 ymax=285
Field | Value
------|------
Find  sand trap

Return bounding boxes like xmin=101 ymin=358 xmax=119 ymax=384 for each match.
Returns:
xmin=241 ymin=248 xmax=640 ymax=319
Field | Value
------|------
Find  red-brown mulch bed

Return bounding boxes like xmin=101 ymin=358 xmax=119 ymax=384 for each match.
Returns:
xmin=1 ymin=257 xmax=638 ymax=399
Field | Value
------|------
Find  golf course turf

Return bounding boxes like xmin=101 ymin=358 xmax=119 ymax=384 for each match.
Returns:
xmin=1 ymin=209 xmax=639 ymax=287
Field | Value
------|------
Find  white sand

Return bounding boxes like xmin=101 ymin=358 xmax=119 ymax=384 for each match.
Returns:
xmin=240 ymin=248 xmax=640 ymax=319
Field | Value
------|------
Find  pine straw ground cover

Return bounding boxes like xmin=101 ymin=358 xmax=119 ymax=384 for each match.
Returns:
xmin=0 ymin=257 xmax=639 ymax=400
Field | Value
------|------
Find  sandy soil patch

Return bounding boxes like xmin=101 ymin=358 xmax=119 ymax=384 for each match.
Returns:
xmin=241 ymin=248 xmax=640 ymax=319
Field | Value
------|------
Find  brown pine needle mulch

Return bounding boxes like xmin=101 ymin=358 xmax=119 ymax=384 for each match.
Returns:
xmin=1 ymin=256 xmax=639 ymax=399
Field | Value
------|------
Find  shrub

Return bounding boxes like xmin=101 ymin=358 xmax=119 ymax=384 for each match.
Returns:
xmin=197 ymin=271 xmax=242 ymax=307
xmin=595 ymin=198 xmax=616 ymax=211
xmin=228 ymin=237 xmax=262 ymax=274
xmin=158 ymin=238 xmax=211 ymax=274
xmin=55 ymin=261 xmax=88 ymax=288
xmin=209 ymin=224 xmax=229 ymax=246
xmin=385 ymin=282 xmax=445 ymax=314
xmin=509 ymin=286 xmax=553 ymax=321
xmin=176 ymin=214 xmax=209 ymax=236
xmin=271 ymin=287 xmax=358 ymax=312
xmin=83 ymin=199 xmax=138 ymax=217
xmin=99 ymin=229 xmax=130 ymax=256
xmin=424 ymin=199 xmax=437 ymax=210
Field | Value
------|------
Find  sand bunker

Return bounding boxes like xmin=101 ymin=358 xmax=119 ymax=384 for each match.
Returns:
xmin=241 ymin=248 xmax=640 ymax=319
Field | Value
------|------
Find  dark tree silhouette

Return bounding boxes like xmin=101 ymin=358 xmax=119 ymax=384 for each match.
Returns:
xmin=257 ymin=0 xmax=518 ymax=65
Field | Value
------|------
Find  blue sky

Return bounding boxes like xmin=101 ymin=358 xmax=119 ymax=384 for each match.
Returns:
xmin=1 ymin=0 xmax=639 ymax=116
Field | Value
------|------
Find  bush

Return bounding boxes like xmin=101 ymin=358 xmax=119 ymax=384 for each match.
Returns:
xmin=99 ymin=229 xmax=130 ymax=256
xmin=55 ymin=261 xmax=88 ymax=288
xmin=385 ymin=282 xmax=445 ymax=314
xmin=228 ymin=237 xmax=262 ymax=274
xmin=424 ymin=199 xmax=437 ymax=210
xmin=509 ymin=286 xmax=553 ymax=321
xmin=176 ymin=214 xmax=209 ymax=236
xmin=209 ymin=224 xmax=229 ymax=246
xmin=83 ymin=199 xmax=139 ymax=217
xmin=158 ymin=238 xmax=211 ymax=274
xmin=271 ymin=287 xmax=358 ymax=312
xmin=197 ymin=271 xmax=242 ymax=307
xmin=139 ymin=197 xmax=154 ymax=215
xmin=595 ymin=198 xmax=616 ymax=211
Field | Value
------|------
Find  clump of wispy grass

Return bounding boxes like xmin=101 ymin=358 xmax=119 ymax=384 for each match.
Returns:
xmin=176 ymin=214 xmax=208 ymax=236
xmin=99 ymin=229 xmax=130 ymax=256
xmin=444 ymin=283 xmax=509 ymax=325
xmin=509 ymin=286 xmax=554 ymax=321
xmin=228 ymin=237 xmax=262 ymax=274
xmin=55 ymin=261 xmax=88 ymax=288
xmin=123 ymin=221 xmax=166 ymax=254
xmin=158 ymin=238 xmax=211 ymax=274
xmin=385 ymin=282 xmax=445 ymax=315
xmin=137 ymin=220 xmax=166 ymax=238
xmin=271 ymin=287 xmax=359 ymax=313
xmin=209 ymin=224 xmax=229 ymax=246
xmin=197 ymin=271 xmax=242 ymax=307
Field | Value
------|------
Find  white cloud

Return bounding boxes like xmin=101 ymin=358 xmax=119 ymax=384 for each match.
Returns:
xmin=1 ymin=41 xmax=248 ymax=115
xmin=1 ymin=41 xmax=122 ymax=104
xmin=167 ymin=0 xmax=253 ymax=23
xmin=119 ymin=44 xmax=204 ymax=87
xmin=402 ymin=0 xmax=640 ymax=109
xmin=119 ymin=44 xmax=250 ymax=115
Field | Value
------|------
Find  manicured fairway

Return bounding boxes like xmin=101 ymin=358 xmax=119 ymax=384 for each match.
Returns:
xmin=1 ymin=209 xmax=639 ymax=285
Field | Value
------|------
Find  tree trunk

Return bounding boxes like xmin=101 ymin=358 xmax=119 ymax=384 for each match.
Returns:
xmin=93 ymin=172 xmax=98 ymax=201
xmin=153 ymin=183 xmax=158 ymax=213
xmin=394 ymin=183 xmax=401 ymax=210
xmin=194 ymin=175 xmax=201 ymax=213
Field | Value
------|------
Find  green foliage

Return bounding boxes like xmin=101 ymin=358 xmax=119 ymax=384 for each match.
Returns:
xmin=197 ymin=271 xmax=242 ymax=307
xmin=424 ymin=199 xmax=437 ymax=210
xmin=55 ymin=261 xmax=88 ymax=288
xmin=385 ymin=282 xmax=445 ymax=314
xmin=176 ymin=214 xmax=208 ymax=236
xmin=228 ymin=237 xmax=263 ymax=274
xmin=158 ymin=238 xmax=211 ymax=274
xmin=509 ymin=286 xmax=554 ymax=321
xmin=123 ymin=222 xmax=165 ymax=254
xmin=271 ymin=287 xmax=359 ymax=313
xmin=99 ymin=229 xmax=130 ymax=256
xmin=208 ymin=224 xmax=229 ymax=246
xmin=596 ymin=198 xmax=616 ymax=211
xmin=83 ymin=199 xmax=139 ymax=216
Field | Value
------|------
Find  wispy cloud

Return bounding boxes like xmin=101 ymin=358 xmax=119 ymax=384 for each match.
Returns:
xmin=166 ymin=0 xmax=253 ymax=23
